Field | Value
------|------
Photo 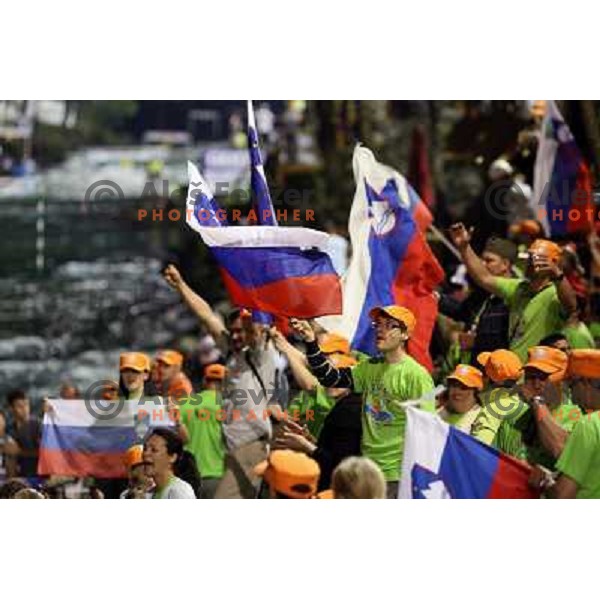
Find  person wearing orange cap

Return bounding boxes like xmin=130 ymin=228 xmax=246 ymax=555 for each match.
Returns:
xmin=163 ymin=264 xmax=285 ymax=499
xmin=438 ymin=365 xmax=484 ymax=434
xmin=290 ymin=305 xmax=434 ymax=499
xmin=471 ymin=349 xmax=524 ymax=445
xmin=491 ymin=346 xmax=581 ymax=469
xmin=449 ymin=223 xmax=577 ymax=362
xmin=119 ymin=352 xmax=152 ymax=400
xmin=119 ymin=445 xmax=153 ymax=499
xmin=529 ymin=349 xmax=600 ymax=498
xmin=154 ymin=350 xmax=193 ymax=402
xmin=177 ymin=363 xmax=227 ymax=499
xmin=254 ymin=449 xmax=321 ymax=499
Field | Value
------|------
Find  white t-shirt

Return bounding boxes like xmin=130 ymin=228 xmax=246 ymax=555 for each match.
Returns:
xmin=152 ymin=476 xmax=196 ymax=499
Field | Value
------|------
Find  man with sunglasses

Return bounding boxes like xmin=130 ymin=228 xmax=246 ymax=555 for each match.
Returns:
xmin=290 ymin=305 xmax=434 ymax=499
xmin=530 ymin=349 xmax=600 ymax=498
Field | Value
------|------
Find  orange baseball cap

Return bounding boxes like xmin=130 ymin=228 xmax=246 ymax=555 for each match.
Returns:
xmin=119 ymin=352 xmax=151 ymax=373
xmin=123 ymin=445 xmax=144 ymax=468
xmin=528 ymin=239 xmax=561 ymax=263
xmin=369 ymin=305 xmax=416 ymax=336
xmin=254 ymin=450 xmax=320 ymax=499
xmin=568 ymin=349 xmax=600 ymax=379
xmin=156 ymin=350 xmax=184 ymax=367
xmin=320 ymin=333 xmax=350 ymax=355
xmin=446 ymin=364 xmax=484 ymax=390
xmin=204 ymin=363 xmax=227 ymax=380
xmin=477 ymin=350 xmax=523 ymax=383
xmin=509 ymin=220 xmax=542 ymax=238
xmin=525 ymin=346 xmax=568 ymax=381
xmin=328 ymin=353 xmax=358 ymax=369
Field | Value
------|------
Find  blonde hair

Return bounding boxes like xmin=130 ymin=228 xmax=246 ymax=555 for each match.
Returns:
xmin=331 ymin=457 xmax=386 ymax=499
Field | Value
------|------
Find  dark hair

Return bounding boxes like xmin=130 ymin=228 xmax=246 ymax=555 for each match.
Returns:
xmin=6 ymin=389 xmax=27 ymax=407
xmin=147 ymin=428 xmax=202 ymax=498
xmin=226 ymin=308 xmax=243 ymax=326
xmin=539 ymin=333 xmax=568 ymax=347
xmin=0 ymin=478 xmax=29 ymax=499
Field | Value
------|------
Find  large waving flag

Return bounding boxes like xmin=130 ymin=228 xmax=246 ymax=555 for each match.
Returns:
xmin=38 ymin=399 xmax=174 ymax=478
xmin=533 ymin=100 xmax=594 ymax=237
xmin=194 ymin=225 xmax=342 ymax=318
xmin=399 ymin=407 xmax=538 ymax=499
xmin=320 ymin=145 xmax=443 ymax=371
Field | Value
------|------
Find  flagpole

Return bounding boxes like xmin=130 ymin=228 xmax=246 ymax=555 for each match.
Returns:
xmin=428 ymin=224 xmax=462 ymax=261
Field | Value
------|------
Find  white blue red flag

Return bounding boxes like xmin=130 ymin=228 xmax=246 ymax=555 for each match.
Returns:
xmin=399 ymin=407 xmax=537 ymax=499
xmin=193 ymin=225 xmax=342 ymax=318
xmin=533 ymin=100 xmax=594 ymax=237
xmin=186 ymin=161 xmax=227 ymax=230
xmin=320 ymin=145 xmax=443 ymax=371
xmin=38 ymin=399 xmax=174 ymax=478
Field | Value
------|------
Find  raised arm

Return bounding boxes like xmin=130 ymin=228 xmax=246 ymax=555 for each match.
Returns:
xmin=162 ymin=264 xmax=227 ymax=341
xmin=448 ymin=223 xmax=500 ymax=295
xmin=289 ymin=319 xmax=354 ymax=390
xmin=269 ymin=326 xmax=318 ymax=392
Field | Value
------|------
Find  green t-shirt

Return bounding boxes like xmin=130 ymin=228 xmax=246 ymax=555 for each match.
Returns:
xmin=472 ymin=387 xmax=525 ymax=446
xmin=492 ymin=398 xmax=582 ymax=469
xmin=352 ymin=355 xmax=434 ymax=481
xmin=562 ymin=322 xmax=595 ymax=350
xmin=287 ymin=385 xmax=335 ymax=439
xmin=494 ymin=277 xmax=567 ymax=362
xmin=179 ymin=391 xmax=226 ymax=479
xmin=555 ymin=412 xmax=600 ymax=499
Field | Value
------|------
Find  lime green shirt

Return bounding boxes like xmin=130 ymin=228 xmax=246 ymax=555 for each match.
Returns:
xmin=494 ymin=277 xmax=567 ymax=362
xmin=179 ymin=391 xmax=226 ymax=479
xmin=352 ymin=355 xmax=434 ymax=481
xmin=287 ymin=385 xmax=335 ymax=438
xmin=471 ymin=387 xmax=525 ymax=445
xmin=556 ymin=412 xmax=600 ymax=498
xmin=562 ymin=322 xmax=595 ymax=349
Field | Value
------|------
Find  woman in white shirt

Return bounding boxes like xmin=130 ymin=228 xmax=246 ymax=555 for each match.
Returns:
xmin=143 ymin=428 xmax=198 ymax=499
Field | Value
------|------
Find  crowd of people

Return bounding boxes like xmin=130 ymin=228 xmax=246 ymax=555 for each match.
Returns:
xmin=3 ymin=164 xmax=600 ymax=498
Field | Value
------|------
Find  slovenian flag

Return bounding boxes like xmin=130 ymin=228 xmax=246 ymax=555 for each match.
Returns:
xmin=399 ymin=407 xmax=538 ymax=499
xmin=319 ymin=145 xmax=443 ymax=371
xmin=533 ymin=100 xmax=594 ymax=237
xmin=38 ymin=399 xmax=173 ymax=478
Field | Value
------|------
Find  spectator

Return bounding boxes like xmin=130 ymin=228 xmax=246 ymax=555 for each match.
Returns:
xmin=154 ymin=350 xmax=193 ymax=401
xmin=163 ymin=264 xmax=284 ymax=499
xmin=254 ymin=449 xmax=320 ymax=499
xmin=529 ymin=349 xmax=600 ymax=498
xmin=270 ymin=341 xmax=362 ymax=490
xmin=59 ymin=382 xmax=80 ymax=399
xmin=119 ymin=353 xmax=152 ymax=400
xmin=438 ymin=364 xmax=484 ymax=434
xmin=0 ymin=410 xmax=17 ymax=483
xmin=143 ymin=428 xmax=197 ymax=499
xmin=119 ymin=445 xmax=153 ymax=499
xmin=0 ymin=478 xmax=29 ymax=499
xmin=331 ymin=457 xmax=386 ymax=499
xmin=177 ymin=364 xmax=227 ymax=499
xmin=449 ymin=223 xmax=577 ymax=362
xmin=438 ymin=236 xmax=517 ymax=363
xmin=5 ymin=390 xmax=42 ymax=483
xmin=292 ymin=305 xmax=434 ymax=499
xmin=471 ymin=349 xmax=524 ymax=445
